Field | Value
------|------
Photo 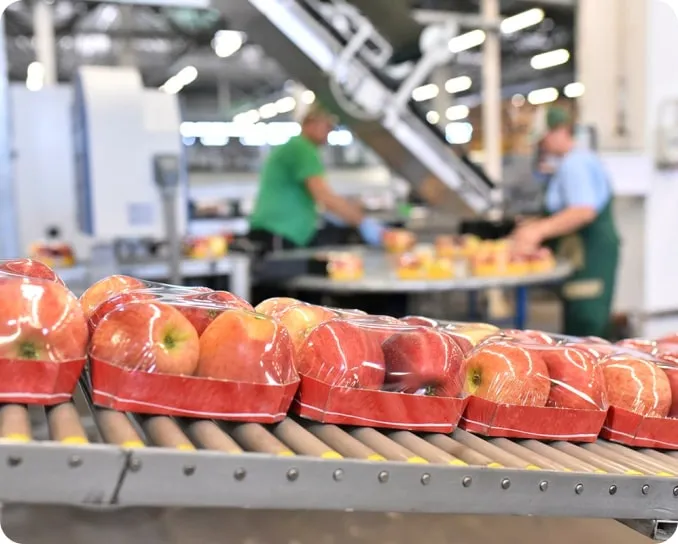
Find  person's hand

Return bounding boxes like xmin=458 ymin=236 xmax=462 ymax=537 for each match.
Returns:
xmin=323 ymin=212 xmax=348 ymax=227
xmin=358 ymin=217 xmax=385 ymax=247
xmin=511 ymin=221 xmax=546 ymax=256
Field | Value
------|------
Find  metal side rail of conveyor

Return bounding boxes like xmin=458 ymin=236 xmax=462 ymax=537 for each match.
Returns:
xmin=222 ymin=0 xmax=500 ymax=216
xmin=0 ymin=388 xmax=677 ymax=530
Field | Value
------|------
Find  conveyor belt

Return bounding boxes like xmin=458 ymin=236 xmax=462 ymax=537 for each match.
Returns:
xmin=0 ymin=388 xmax=677 ymax=521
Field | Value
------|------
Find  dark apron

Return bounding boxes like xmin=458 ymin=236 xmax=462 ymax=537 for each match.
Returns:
xmin=546 ymin=197 xmax=620 ymax=339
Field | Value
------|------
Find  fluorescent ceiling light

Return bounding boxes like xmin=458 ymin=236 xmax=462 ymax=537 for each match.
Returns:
xmin=528 ymin=87 xmax=559 ymax=105
xmin=501 ymin=8 xmax=545 ymax=34
xmin=412 ymin=83 xmax=439 ymax=102
xmin=160 ymin=66 xmax=198 ymax=94
xmin=564 ymin=82 xmax=585 ymax=98
xmin=512 ymin=94 xmax=526 ymax=107
xmin=531 ymin=49 xmax=570 ymax=70
xmin=445 ymin=76 xmax=472 ymax=94
xmin=448 ymin=30 xmax=486 ymax=53
xmin=275 ymin=96 xmax=296 ymax=113
xmin=425 ymin=111 xmax=440 ymax=124
xmin=212 ymin=30 xmax=244 ymax=58
xmin=233 ymin=109 xmax=261 ymax=124
xmin=446 ymin=104 xmax=470 ymax=121
xmin=445 ymin=122 xmax=473 ymax=145
xmin=259 ymin=103 xmax=278 ymax=119
xmin=301 ymin=90 xmax=316 ymax=104
xmin=25 ymin=61 xmax=44 ymax=92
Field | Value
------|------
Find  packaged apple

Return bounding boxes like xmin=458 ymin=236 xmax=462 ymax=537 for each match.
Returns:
xmin=0 ymin=263 xmax=88 ymax=404
xmin=459 ymin=340 xmax=609 ymax=441
xmin=291 ymin=317 xmax=468 ymax=432
xmin=87 ymin=289 xmax=299 ymax=422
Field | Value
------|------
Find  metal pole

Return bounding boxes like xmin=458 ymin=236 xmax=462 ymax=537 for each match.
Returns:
xmin=32 ymin=0 xmax=57 ymax=86
xmin=481 ymin=0 xmax=502 ymax=183
xmin=0 ymin=14 xmax=19 ymax=258
xmin=160 ymin=187 xmax=182 ymax=285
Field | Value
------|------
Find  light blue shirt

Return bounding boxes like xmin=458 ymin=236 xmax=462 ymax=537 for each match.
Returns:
xmin=544 ymin=149 xmax=612 ymax=214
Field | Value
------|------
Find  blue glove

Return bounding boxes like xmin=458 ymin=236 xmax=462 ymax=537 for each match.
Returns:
xmin=323 ymin=212 xmax=348 ymax=227
xmin=358 ymin=217 xmax=385 ymax=246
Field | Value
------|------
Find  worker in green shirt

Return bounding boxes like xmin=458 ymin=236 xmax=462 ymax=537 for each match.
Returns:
xmin=249 ymin=105 xmax=386 ymax=252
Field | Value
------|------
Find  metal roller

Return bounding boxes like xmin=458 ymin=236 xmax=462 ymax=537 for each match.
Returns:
xmin=272 ymin=418 xmax=342 ymax=459
xmin=520 ymin=441 xmax=602 ymax=474
xmin=227 ymin=422 xmax=295 ymax=456
xmin=596 ymin=442 xmax=675 ymax=476
xmin=387 ymin=431 xmax=467 ymax=465
xmin=350 ymin=427 xmax=428 ymax=463
xmin=46 ymin=403 xmax=88 ymax=445
xmin=184 ymin=420 xmax=242 ymax=453
xmin=305 ymin=423 xmax=385 ymax=461
xmin=452 ymin=429 xmax=539 ymax=470
xmin=95 ymin=409 xmax=145 ymax=448
xmin=489 ymin=438 xmax=565 ymax=471
xmin=424 ymin=434 xmax=500 ymax=467
xmin=0 ymin=404 xmax=32 ymax=442
xmin=141 ymin=416 xmax=195 ymax=450
xmin=552 ymin=442 xmax=640 ymax=475
xmin=582 ymin=443 xmax=669 ymax=477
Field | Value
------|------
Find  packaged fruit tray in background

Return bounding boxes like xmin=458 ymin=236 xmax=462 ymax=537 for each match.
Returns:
xmin=82 ymin=277 xmax=299 ymax=422
xmin=457 ymin=336 xmax=609 ymax=441
xmin=0 ymin=259 xmax=87 ymax=404
xmin=574 ymin=337 xmax=678 ymax=450
xmin=287 ymin=316 xmax=468 ymax=432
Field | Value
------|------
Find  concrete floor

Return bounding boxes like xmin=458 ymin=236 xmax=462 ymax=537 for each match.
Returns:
xmin=0 ymin=506 xmax=653 ymax=544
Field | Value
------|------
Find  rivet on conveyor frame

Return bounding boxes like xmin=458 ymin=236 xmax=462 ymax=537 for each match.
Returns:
xmin=128 ymin=457 xmax=142 ymax=472
xmin=609 ymin=485 xmax=618 ymax=495
xmin=333 ymin=469 xmax=344 ymax=482
xmin=183 ymin=465 xmax=196 ymax=477
xmin=7 ymin=456 xmax=21 ymax=468
xmin=286 ymin=468 xmax=299 ymax=482
xmin=539 ymin=481 xmax=548 ymax=492
xmin=674 ymin=486 xmax=678 ymax=497
xmin=421 ymin=473 xmax=431 ymax=486
xmin=642 ymin=484 xmax=650 ymax=495
xmin=501 ymin=478 xmax=511 ymax=490
xmin=233 ymin=468 xmax=246 ymax=481
xmin=378 ymin=471 xmax=389 ymax=484
xmin=462 ymin=476 xmax=472 ymax=488
xmin=68 ymin=455 xmax=83 ymax=468
xmin=575 ymin=483 xmax=584 ymax=495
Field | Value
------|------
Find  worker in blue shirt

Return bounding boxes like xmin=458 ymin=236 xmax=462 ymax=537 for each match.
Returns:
xmin=512 ymin=107 xmax=620 ymax=338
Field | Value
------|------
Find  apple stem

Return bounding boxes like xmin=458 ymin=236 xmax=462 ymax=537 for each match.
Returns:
xmin=18 ymin=342 xmax=38 ymax=359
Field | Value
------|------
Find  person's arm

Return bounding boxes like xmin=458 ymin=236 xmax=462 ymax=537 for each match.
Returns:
xmin=306 ymin=176 xmax=364 ymax=226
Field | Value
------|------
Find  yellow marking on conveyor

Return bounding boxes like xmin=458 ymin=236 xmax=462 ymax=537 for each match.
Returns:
xmin=177 ymin=444 xmax=195 ymax=451
xmin=2 ymin=434 xmax=29 ymax=443
xmin=594 ymin=469 xmax=607 ymax=474
xmin=658 ymin=471 xmax=675 ymax=477
xmin=487 ymin=462 xmax=504 ymax=469
xmin=367 ymin=454 xmax=386 ymax=462
xmin=526 ymin=464 xmax=541 ymax=471
xmin=407 ymin=456 xmax=429 ymax=464
xmin=625 ymin=470 xmax=644 ymax=476
xmin=448 ymin=459 xmax=468 ymax=467
xmin=277 ymin=450 xmax=295 ymax=457
xmin=320 ymin=451 xmax=343 ymax=460
xmin=563 ymin=468 xmax=573 ymax=472
xmin=61 ymin=436 xmax=88 ymax=445
xmin=121 ymin=440 xmax=145 ymax=449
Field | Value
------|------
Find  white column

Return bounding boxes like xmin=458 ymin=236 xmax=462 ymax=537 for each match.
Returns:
xmin=32 ymin=0 xmax=57 ymax=86
xmin=481 ymin=0 xmax=502 ymax=182
xmin=0 ymin=15 xmax=19 ymax=258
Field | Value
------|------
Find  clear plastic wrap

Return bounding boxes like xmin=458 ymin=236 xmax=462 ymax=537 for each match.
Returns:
xmin=292 ymin=317 xmax=468 ymax=431
xmin=254 ymin=297 xmax=304 ymax=316
xmin=459 ymin=340 xmax=609 ymax=441
xmin=0 ymin=265 xmax=88 ymax=404
xmin=0 ymin=258 xmax=66 ymax=286
xmin=88 ymin=290 xmax=299 ymax=421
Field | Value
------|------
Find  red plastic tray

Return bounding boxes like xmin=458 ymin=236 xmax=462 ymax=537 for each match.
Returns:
xmin=0 ymin=357 xmax=85 ymax=405
xmin=90 ymin=358 xmax=299 ymax=422
xmin=292 ymin=375 xmax=468 ymax=432
xmin=600 ymin=406 xmax=678 ymax=449
xmin=459 ymin=397 xmax=608 ymax=441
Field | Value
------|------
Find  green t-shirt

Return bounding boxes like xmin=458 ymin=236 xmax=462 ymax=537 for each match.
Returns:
xmin=249 ymin=135 xmax=324 ymax=246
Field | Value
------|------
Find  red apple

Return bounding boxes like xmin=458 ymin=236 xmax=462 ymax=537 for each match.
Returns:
xmin=254 ymin=297 xmax=303 ymax=316
xmin=540 ymin=346 xmax=607 ymax=410
xmin=654 ymin=357 xmax=678 ymax=418
xmin=197 ymin=309 xmax=296 ymax=384
xmin=176 ymin=290 xmax=254 ymax=336
xmin=446 ymin=323 xmax=499 ymax=349
xmin=500 ymin=329 xmax=557 ymax=346
xmin=401 ymin=316 xmax=440 ymax=327
xmin=439 ymin=328 xmax=475 ymax=356
xmin=382 ymin=327 xmax=464 ymax=396
xmin=274 ymin=304 xmax=337 ymax=352
xmin=87 ymin=289 xmax=156 ymax=333
xmin=90 ymin=301 xmax=199 ymax=375
xmin=0 ymin=277 xmax=88 ymax=361
xmin=460 ymin=341 xmax=551 ymax=406
xmin=330 ymin=308 xmax=368 ymax=318
xmin=599 ymin=355 xmax=672 ymax=417
xmin=80 ymin=275 xmax=145 ymax=320
xmin=297 ymin=319 xmax=385 ymax=389
xmin=616 ymin=338 xmax=657 ymax=355
xmin=0 ymin=258 xmax=65 ymax=285
xmin=345 ymin=316 xmax=406 ymax=346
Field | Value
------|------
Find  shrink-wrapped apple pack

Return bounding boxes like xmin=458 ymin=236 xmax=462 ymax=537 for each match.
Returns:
xmin=84 ymin=279 xmax=299 ymax=422
xmin=291 ymin=315 xmax=468 ymax=431
xmin=458 ymin=337 xmax=609 ymax=441
xmin=0 ymin=259 xmax=87 ymax=404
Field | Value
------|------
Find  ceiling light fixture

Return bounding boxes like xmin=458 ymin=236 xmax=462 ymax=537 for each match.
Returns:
xmin=531 ymin=49 xmax=571 ymax=70
xmin=500 ymin=8 xmax=545 ymax=34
